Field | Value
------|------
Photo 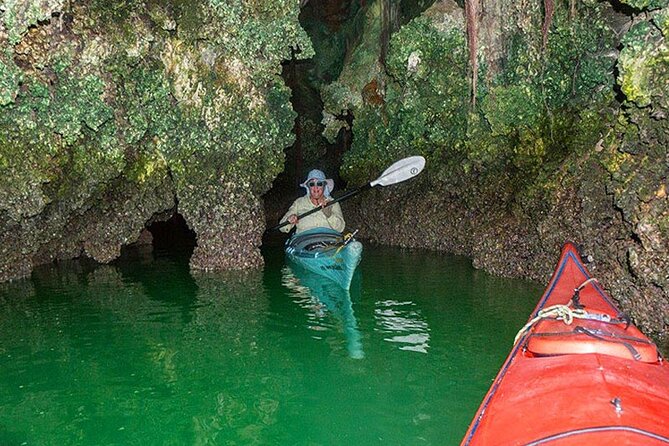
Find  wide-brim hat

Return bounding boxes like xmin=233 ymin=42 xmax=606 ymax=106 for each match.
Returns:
xmin=300 ymin=169 xmax=334 ymax=197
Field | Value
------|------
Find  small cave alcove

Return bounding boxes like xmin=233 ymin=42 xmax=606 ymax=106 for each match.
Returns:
xmin=146 ymin=213 xmax=197 ymax=255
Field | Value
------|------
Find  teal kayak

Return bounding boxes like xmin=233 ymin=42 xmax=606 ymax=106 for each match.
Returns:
xmin=285 ymin=227 xmax=362 ymax=290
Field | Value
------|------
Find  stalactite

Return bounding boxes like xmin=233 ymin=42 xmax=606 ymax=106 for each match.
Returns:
xmin=379 ymin=0 xmax=400 ymax=68
xmin=287 ymin=51 xmax=303 ymax=188
xmin=464 ymin=0 xmax=479 ymax=107
xmin=380 ymin=0 xmax=390 ymax=66
xmin=542 ymin=0 xmax=555 ymax=51
xmin=570 ymin=0 xmax=576 ymax=20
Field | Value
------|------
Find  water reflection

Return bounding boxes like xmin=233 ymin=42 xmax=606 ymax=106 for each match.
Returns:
xmin=187 ymin=269 xmax=287 ymax=446
xmin=375 ymin=300 xmax=430 ymax=353
xmin=281 ymin=265 xmax=364 ymax=359
xmin=0 ymin=251 xmax=293 ymax=446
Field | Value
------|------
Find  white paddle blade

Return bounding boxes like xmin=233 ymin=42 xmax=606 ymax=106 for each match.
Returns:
xmin=370 ymin=155 xmax=426 ymax=187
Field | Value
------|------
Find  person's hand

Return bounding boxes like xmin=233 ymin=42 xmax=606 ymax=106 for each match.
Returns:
xmin=319 ymin=198 xmax=333 ymax=217
xmin=288 ymin=214 xmax=298 ymax=225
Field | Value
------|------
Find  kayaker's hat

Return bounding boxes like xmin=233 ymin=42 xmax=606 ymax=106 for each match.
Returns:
xmin=301 ymin=169 xmax=334 ymax=198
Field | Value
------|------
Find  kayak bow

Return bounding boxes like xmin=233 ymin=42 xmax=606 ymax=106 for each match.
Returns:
xmin=462 ymin=242 xmax=669 ymax=445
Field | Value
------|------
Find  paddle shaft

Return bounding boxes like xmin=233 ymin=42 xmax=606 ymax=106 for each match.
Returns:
xmin=269 ymin=184 xmax=371 ymax=231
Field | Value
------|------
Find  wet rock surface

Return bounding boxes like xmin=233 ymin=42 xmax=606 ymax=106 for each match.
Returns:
xmin=182 ymin=183 xmax=265 ymax=271
xmin=0 ymin=169 xmax=175 ymax=282
xmin=343 ymin=154 xmax=668 ymax=344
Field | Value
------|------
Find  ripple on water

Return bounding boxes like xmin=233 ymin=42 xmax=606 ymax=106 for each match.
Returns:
xmin=374 ymin=299 xmax=430 ymax=353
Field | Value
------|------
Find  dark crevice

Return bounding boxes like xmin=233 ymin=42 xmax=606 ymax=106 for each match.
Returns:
xmin=147 ymin=213 xmax=196 ymax=254
xmin=262 ymin=0 xmax=362 ymax=227
xmin=262 ymin=0 xmax=436 ymax=229
xmin=608 ymin=0 xmax=641 ymax=17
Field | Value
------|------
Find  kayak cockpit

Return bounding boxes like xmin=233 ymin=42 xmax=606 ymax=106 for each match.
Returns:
xmin=285 ymin=228 xmax=363 ymax=290
xmin=523 ymin=318 xmax=660 ymax=363
xmin=513 ymin=275 xmax=661 ymax=363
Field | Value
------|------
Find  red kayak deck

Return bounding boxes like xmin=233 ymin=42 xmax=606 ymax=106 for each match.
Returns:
xmin=462 ymin=242 xmax=669 ymax=445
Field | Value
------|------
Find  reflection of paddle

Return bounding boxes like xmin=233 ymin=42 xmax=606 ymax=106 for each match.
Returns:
xmin=269 ymin=156 xmax=426 ymax=231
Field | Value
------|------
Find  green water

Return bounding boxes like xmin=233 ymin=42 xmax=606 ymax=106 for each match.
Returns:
xmin=0 ymin=242 xmax=543 ymax=445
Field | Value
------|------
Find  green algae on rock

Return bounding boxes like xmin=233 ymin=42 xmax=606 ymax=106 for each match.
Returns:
xmin=0 ymin=52 xmax=22 ymax=105
xmin=322 ymin=0 xmax=667 ymax=342
xmin=0 ymin=0 xmax=312 ymax=281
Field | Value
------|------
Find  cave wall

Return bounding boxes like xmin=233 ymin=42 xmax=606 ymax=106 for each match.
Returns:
xmin=327 ymin=0 xmax=668 ymax=341
xmin=0 ymin=0 xmax=312 ymax=280
xmin=1 ymin=0 xmax=666 ymax=343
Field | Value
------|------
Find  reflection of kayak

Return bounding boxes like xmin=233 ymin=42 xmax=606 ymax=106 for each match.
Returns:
xmin=282 ymin=263 xmax=364 ymax=359
xmin=285 ymin=227 xmax=362 ymax=290
xmin=462 ymin=242 xmax=669 ymax=445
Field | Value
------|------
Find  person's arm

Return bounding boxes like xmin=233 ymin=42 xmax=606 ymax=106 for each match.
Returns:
xmin=279 ymin=200 xmax=299 ymax=233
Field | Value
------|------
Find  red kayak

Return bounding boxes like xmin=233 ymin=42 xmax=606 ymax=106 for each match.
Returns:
xmin=462 ymin=242 xmax=669 ymax=445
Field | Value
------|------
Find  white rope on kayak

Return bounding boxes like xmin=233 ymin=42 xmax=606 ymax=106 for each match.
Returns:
xmin=576 ymin=278 xmax=598 ymax=291
xmin=513 ymin=304 xmax=589 ymax=346
xmin=513 ymin=277 xmax=603 ymax=345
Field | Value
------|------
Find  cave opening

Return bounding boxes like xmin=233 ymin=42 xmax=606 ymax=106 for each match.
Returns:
xmin=262 ymin=0 xmax=360 ymax=229
xmin=262 ymin=0 xmax=438 ymax=232
xmin=146 ymin=213 xmax=197 ymax=255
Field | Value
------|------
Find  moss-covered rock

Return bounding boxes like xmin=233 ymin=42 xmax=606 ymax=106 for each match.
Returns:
xmin=618 ymin=0 xmax=668 ymax=11
xmin=324 ymin=0 xmax=667 ymax=342
xmin=0 ymin=0 xmax=311 ymax=280
xmin=322 ymin=0 xmax=469 ymax=186
xmin=2 ymin=0 xmax=64 ymax=44
xmin=0 ymin=51 xmax=22 ymax=105
xmin=618 ymin=19 xmax=669 ymax=109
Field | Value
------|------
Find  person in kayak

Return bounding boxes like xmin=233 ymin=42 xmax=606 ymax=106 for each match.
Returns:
xmin=279 ymin=169 xmax=345 ymax=234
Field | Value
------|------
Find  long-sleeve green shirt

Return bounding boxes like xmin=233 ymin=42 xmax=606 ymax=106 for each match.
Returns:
xmin=279 ymin=196 xmax=345 ymax=234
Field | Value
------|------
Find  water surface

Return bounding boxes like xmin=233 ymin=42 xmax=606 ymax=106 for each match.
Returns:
xmin=0 ymin=242 xmax=543 ymax=445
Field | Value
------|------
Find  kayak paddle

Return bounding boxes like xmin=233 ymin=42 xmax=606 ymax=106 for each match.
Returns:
xmin=269 ymin=155 xmax=426 ymax=231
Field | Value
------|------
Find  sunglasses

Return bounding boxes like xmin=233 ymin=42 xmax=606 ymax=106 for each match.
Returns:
xmin=307 ymin=181 xmax=325 ymax=187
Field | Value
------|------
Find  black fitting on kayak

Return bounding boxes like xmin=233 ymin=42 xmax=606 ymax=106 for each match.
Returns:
xmin=617 ymin=313 xmax=632 ymax=330
xmin=571 ymin=288 xmax=585 ymax=310
xmin=571 ymin=278 xmax=598 ymax=310
xmin=573 ymin=326 xmax=642 ymax=361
